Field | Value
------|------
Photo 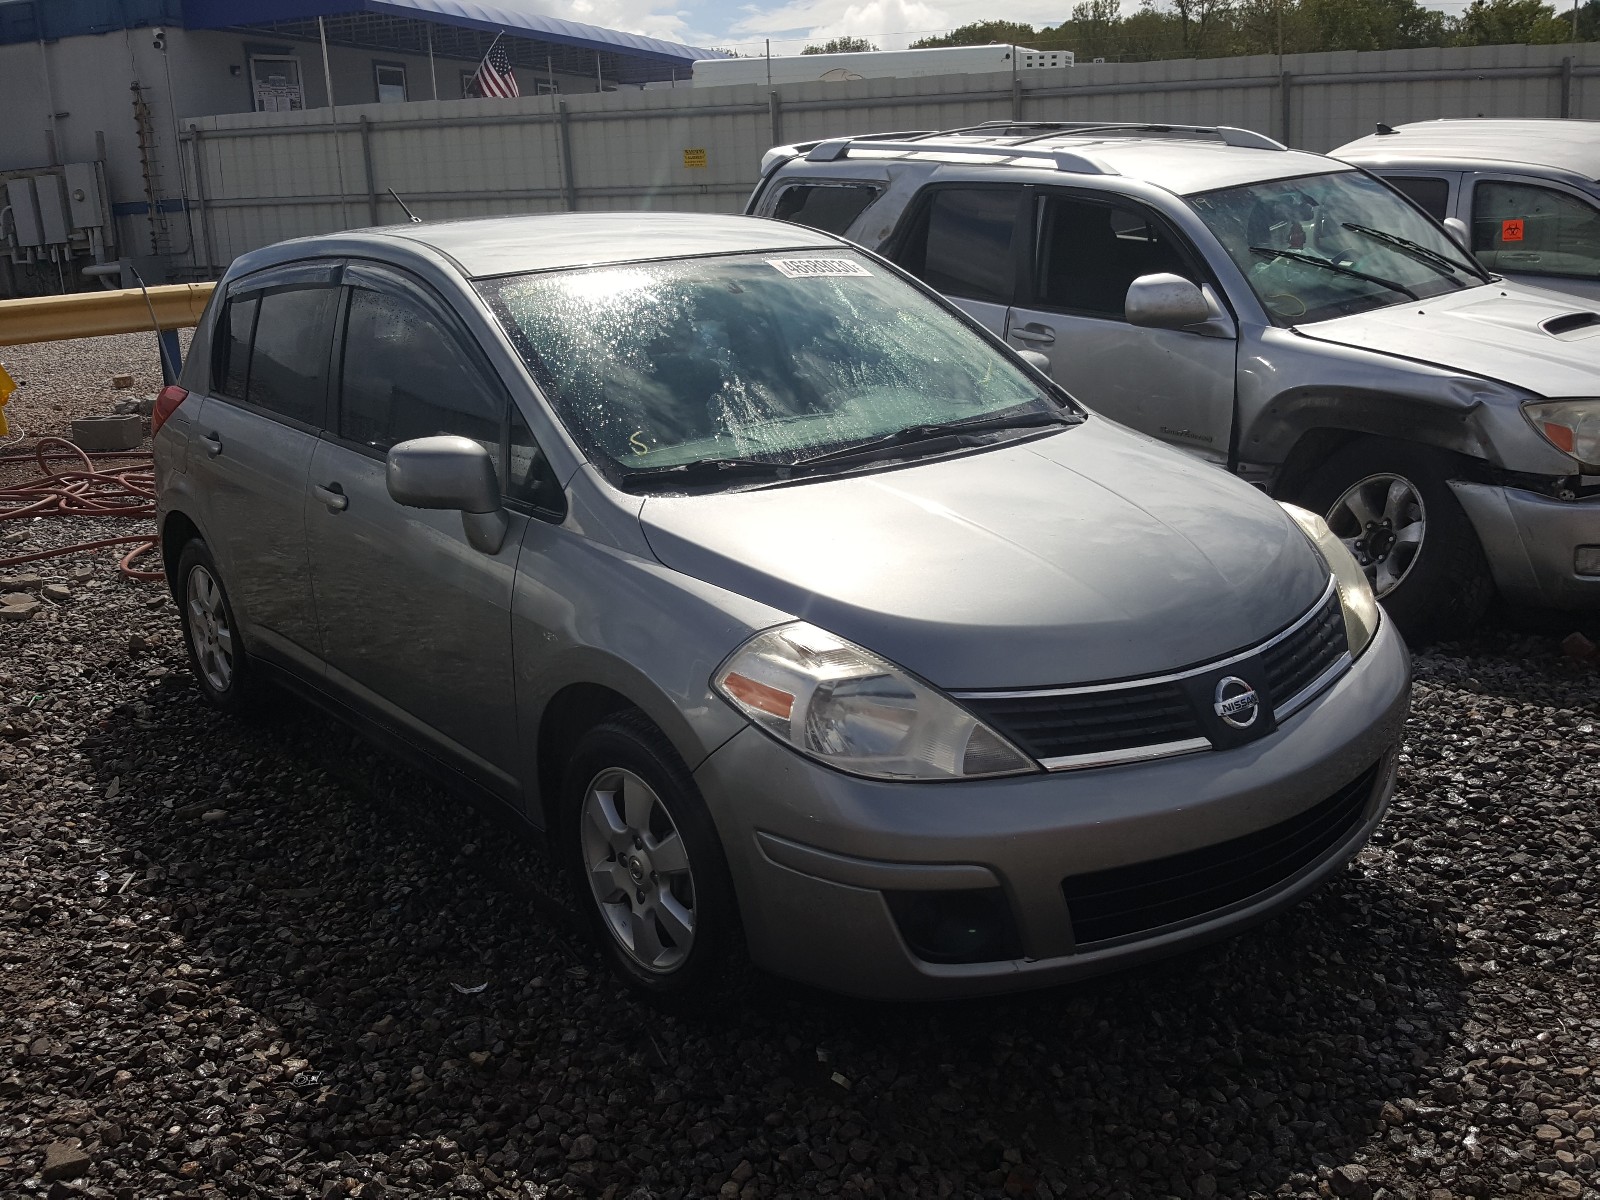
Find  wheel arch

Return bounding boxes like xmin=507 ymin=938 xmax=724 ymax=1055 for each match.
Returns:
xmin=526 ymin=654 xmax=747 ymax=837
xmin=160 ymin=509 xmax=204 ymax=603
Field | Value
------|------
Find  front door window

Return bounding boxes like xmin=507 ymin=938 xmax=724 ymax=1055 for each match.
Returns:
xmin=1473 ymin=179 xmax=1600 ymax=279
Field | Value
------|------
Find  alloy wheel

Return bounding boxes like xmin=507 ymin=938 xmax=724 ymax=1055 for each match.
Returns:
xmin=1326 ymin=472 xmax=1426 ymax=597
xmin=186 ymin=565 xmax=235 ymax=693
xmin=579 ymin=767 xmax=697 ymax=973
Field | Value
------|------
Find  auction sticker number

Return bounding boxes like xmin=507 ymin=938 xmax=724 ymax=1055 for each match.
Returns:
xmin=768 ymin=258 xmax=872 ymax=278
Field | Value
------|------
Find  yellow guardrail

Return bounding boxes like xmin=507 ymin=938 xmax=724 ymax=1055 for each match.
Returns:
xmin=0 ymin=283 xmax=216 ymax=347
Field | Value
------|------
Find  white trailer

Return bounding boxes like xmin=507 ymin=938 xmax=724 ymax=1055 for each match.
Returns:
xmin=690 ymin=44 xmax=1072 ymax=89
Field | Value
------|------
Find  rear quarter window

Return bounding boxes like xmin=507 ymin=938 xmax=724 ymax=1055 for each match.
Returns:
xmin=771 ymin=182 xmax=882 ymax=235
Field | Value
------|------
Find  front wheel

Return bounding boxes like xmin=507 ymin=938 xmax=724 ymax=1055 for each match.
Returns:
xmin=561 ymin=712 xmax=739 ymax=997
xmin=1297 ymin=439 xmax=1492 ymax=644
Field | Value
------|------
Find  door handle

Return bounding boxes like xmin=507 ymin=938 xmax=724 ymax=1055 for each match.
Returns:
xmin=1011 ymin=324 xmax=1056 ymax=345
xmin=313 ymin=482 xmax=348 ymax=512
xmin=202 ymin=432 xmax=223 ymax=457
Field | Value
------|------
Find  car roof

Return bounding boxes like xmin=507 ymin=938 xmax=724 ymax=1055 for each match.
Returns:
xmin=1332 ymin=119 xmax=1600 ymax=182
xmin=782 ymin=126 xmax=1347 ymax=195
xmin=263 ymin=212 xmax=846 ymax=280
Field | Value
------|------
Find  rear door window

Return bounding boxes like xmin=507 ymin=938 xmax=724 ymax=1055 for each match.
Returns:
xmin=770 ymin=183 xmax=882 ymax=235
xmin=894 ymin=186 xmax=1022 ymax=305
xmin=1386 ymin=176 xmax=1450 ymax=221
xmin=246 ymin=285 xmax=338 ymax=427
xmin=1033 ymin=194 xmax=1195 ymax=319
xmin=1473 ymin=179 xmax=1600 ymax=279
xmin=213 ymin=293 xmax=260 ymax=401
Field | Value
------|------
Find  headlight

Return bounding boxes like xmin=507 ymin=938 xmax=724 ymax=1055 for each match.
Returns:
xmin=713 ymin=622 xmax=1038 ymax=781
xmin=1523 ymin=399 xmax=1600 ymax=470
xmin=1281 ymin=503 xmax=1381 ymax=657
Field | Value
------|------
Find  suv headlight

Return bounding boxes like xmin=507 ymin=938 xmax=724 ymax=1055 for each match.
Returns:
xmin=1523 ymin=399 xmax=1600 ymax=470
xmin=713 ymin=622 xmax=1038 ymax=781
xmin=1281 ymin=504 xmax=1381 ymax=657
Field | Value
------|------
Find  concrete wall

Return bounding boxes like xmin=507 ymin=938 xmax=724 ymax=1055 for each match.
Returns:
xmin=0 ymin=25 xmax=606 ymax=282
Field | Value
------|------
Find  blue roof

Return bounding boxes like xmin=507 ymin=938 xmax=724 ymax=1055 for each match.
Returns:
xmin=178 ymin=0 xmax=725 ymax=66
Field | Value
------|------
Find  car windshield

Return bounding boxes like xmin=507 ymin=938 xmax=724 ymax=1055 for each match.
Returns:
xmin=477 ymin=250 xmax=1066 ymax=483
xmin=1188 ymin=170 xmax=1485 ymax=325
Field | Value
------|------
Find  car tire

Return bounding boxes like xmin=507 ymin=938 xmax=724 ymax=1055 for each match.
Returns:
xmin=561 ymin=711 xmax=739 ymax=998
xmin=1297 ymin=438 xmax=1492 ymax=644
xmin=174 ymin=538 xmax=260 ymax=712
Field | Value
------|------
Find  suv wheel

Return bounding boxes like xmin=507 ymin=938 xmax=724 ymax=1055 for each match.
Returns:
xmin=175 ymin=539 xmax=260 ymax=711
xmin=562 ymin=712 xmax=738 ymax=996
xmin=1298 ymin=439 xmax=1492 ymax=644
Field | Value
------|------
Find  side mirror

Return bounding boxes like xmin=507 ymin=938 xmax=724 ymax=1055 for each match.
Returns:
xmin=1125 ymin=273 xmax=1213 ymax=330
xmin=386 ymin=435 xmax=507 ymax=554
xmin=1442 ymin=216 xmax=1470 ymax=251
xmin=1017 ymin=349 xmax=1053 ymax=377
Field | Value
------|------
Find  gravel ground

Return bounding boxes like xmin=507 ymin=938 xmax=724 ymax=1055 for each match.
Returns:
xmin=1 ymin=332 xmax=182 ymax=449
xmin=3 ymin=338 xmax=1599 ymax=1200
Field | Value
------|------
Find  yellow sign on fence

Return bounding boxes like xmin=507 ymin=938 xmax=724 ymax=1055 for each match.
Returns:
xmin=682 ymin=148 xmax=707 ymax=169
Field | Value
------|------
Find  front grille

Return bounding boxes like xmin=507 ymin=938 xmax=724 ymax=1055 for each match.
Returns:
xmin=1060 ymin=761 xmax=1381 ymax=946
xmin=1262 ymin=589 xmax=1347 ymax=709
xmin=964 ymin=684 xmax=1202 ymax=761
xmin=956 ymin=578 xmax=1349 ymax=768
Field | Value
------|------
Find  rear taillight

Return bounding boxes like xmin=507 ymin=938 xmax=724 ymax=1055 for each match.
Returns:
xmin=151 ymin=385 xmax=188 ymax=436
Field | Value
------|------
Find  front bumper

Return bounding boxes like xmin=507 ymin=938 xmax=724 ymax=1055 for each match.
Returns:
xmin=692 ymin=615 xmax=1411 ymax=1000
xmin=1451 ymin=481 xmax=1600 ymax=610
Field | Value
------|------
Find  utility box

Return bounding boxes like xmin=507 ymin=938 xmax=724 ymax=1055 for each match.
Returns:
xmin=63 ymin=162 xmax=104 ymax=229
xmin=34 ymin=173 xmax=70 ymax=244
xmin=6 ymin=178 xmax=44 ymax=247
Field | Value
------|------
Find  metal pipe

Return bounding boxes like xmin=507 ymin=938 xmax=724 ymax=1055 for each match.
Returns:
xmin=427 ymin=23 xmax=438 ymax=100
xmin=318 ymin=16 xmax=352 ymax=229
xmin=360 ymin=116 xmax=379 ymax=224
xmin=557 ymin=100 xmax=577 ymax=211
xmin=189 ymin=126 xmax=218 ymax=277
xmin=38 ymin=37 xmax=61 ymax=165
xmin=0 ymin=282 xmax=216 ymax=347
xmin=595 ymin=51 xmax=603 ymax=93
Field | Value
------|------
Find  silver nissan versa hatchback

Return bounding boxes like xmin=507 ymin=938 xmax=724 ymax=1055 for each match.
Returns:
xmin=153 ymin=212 xmax=1410 ymax=1000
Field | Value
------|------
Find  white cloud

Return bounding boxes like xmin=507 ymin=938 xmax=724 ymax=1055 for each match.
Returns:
xmin=725 ymin=0 xmax=1076 ymax=51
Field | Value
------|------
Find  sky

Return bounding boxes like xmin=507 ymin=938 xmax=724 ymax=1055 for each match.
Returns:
xmin=564 ymin=0 xmax=1484 ymax=56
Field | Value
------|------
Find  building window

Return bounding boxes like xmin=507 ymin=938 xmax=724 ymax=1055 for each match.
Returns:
xmin=460 ymin=69 xmax=478 ymax=98
xmin=250 ymin=55 xmax=304 ymax=112
xmin=374 ymin=62 xmax=407 ymax=103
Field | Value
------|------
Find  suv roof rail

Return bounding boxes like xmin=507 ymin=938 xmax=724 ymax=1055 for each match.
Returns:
xmin=1006 ymin=122 xmax=1287 ymax=151
xmin=803 ymin=137 xmax=1118 ymax=176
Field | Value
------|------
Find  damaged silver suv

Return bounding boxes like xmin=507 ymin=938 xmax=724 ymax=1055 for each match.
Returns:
xmin=750 ymin=122 xmax=1600 ymax=641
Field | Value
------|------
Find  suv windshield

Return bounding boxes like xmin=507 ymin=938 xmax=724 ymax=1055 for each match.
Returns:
xmin=477 ymin=250 xmax=1067 ymax=485
xmin=1189 ymin=170 xmax=1485 ymax=325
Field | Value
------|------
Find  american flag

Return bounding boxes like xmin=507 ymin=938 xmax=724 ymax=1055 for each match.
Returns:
xmin=473 ymin=35 xmax=520 ymax=98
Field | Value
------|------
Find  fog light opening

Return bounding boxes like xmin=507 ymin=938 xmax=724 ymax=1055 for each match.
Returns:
xmin=884 ymin=888 xmax=1023 ymax=965
xmin=1576 ymin=545 xmax=1600 ymax=578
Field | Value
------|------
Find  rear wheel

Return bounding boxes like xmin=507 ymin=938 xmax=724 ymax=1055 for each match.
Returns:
xmin=175 ymin=539 xmax=260 ymax=712
xmin=562 ymin=711 xmax=738 ymax=997
xmin=1297 ymin=438 xmax=1492 ymax=644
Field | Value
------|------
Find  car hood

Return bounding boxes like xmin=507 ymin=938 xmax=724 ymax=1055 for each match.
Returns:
xmin=637 ymin=420 xmax=1329 ymax=690
xmin=1298 ymin=281 xmax=1600 ymax=397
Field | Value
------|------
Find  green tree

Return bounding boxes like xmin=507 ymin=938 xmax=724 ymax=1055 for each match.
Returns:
xmin=911 ymin=21 xmax=1039 ymax=48
xmin=801 ymin=36 xmax=878 ymax=54
xmin=1454 ymin=0 xmax=1574 ymax=44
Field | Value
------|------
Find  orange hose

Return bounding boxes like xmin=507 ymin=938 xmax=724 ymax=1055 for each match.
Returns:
xmin=0 ymin=436 xmax=161 ymax=581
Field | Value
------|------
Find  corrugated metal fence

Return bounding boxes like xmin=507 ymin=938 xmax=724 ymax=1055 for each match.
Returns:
xmin=179 ymin=41 xmax=1600 ymax=275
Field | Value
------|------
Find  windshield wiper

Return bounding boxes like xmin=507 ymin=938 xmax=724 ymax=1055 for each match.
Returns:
xmin=615 ymin=457 xmax=792 ymax=492
xmin=1340 ymin=221 xmax=1481 ymax=281
xmin=790 ymin=409 xmax=1077 ymax=469
xmin=1249 ymin=246 xmax=1419 ymax=301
